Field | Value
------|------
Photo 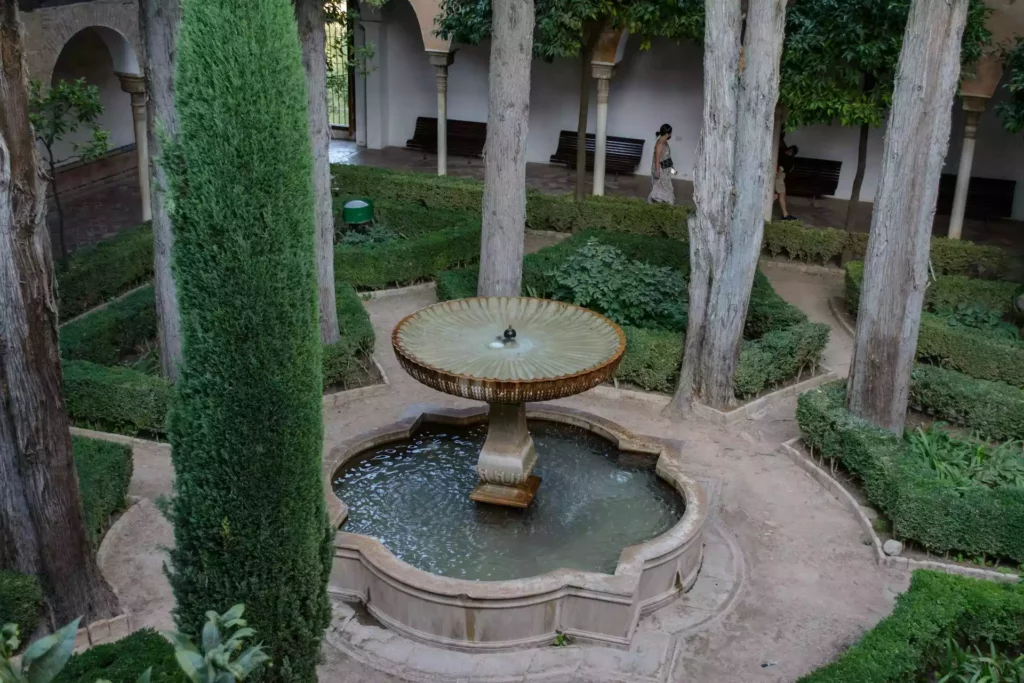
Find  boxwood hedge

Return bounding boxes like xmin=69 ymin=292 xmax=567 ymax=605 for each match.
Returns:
xmin=57 ymin=225 xmax=154 ymax=321
xmin=797 ymin=380 xmax=1024 ymax=562
xmin=54 ymin=628 xmax=185 ymax=683
xmin=799 ymin=571 xmax=1024 ymax=683
xmin=72 ymin=436 xmax=133 ymax=547
xmin=0 ymin=571 xmax=43 ymax=637
xmin=909 ymin=364 xmax=1024 ymax=442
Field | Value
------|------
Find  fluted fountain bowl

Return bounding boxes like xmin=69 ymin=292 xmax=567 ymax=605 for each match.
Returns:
xmin=392 ymin=297 xmax=626 ymax=404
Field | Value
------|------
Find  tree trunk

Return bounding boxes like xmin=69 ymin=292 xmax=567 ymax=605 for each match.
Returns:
xmin=665 ymin=0 xmax=788 ymax=416
xmin=141 ymin=0 xmax=184 ymax=381
xmin=843 ymin=74 xmax=876 ymax=232
xmin=478 ymin=0 xmax=534 ymax=297
xmin=846 ymin=0 xmax=969 ymax=435
xmin=574 ymin=48 xmax=590 ymax=202
xmin=0 ymin=0 xmax=118 ymax=628
xmin=296 ymin=0 xmax=340 ymax=344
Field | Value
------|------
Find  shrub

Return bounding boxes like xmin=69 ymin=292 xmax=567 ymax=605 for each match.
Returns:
xmin=323 ymin=283 xmax=376 ymax=389
xmin=904 ymin=426 xmax=1024 ymax=489
xmin=846 ymin=261 xmax=1021 ymax=316
xmin=797 ymin=381 xmax=1024 ymax=561
xmin=916 ymin=313 xmax=1024 ymax=388
xmin=57 ymin=225 xmax=154 ymax=321
xmin=59 ymin=286 xmax=157 ymax=366
xmin=62 ymin=361 xmax=170 ymax=438
xmin=335 ymin=224 xmax=479 ymax=289
xmin=168 ymin=0 xmax=330 ymax=679
xmin=54 ymin=629 xmax=184 ymax=683
xmin=763 ymin=220 xmax=848 ymax=264
xmin=0 ymin=572 xmax=42 ymax=637
xmin=798 ymin=571 xmax=1024 ymax=683
xmin=73 ymin=436 xmax=133 ymax=547
xmin=910 ymin=365 xmax=1024 ymax=442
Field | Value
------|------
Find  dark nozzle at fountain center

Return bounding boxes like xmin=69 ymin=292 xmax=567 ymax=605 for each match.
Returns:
xmin=503 ymin=326 xmax=517 ymax=340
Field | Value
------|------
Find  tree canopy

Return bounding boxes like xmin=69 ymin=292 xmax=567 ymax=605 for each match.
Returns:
xmin=997 ymin=38 xmax=1024 ymax=136
xmin=779 ymin=0 xmax=991 ymax=129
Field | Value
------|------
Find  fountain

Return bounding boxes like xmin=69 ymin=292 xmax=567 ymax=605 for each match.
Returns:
xmin=325 ymin=296 xmax=709 ymax=649
xmin=391 ymin=296 xmax=626 ymax=507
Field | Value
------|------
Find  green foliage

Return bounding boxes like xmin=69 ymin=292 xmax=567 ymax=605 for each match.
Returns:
xmin=935 ymin=639 xmax=1024 ymax=682
xmin=937 ymin=304 xmax=1021 ymax=343
xmin=780 ymin=0 xmax=991 ymax=130
xmin=905 ymin=426 xmax=1024 ymax=490
xmin=763 ymin=220 xmax=848 ymax=264
xmin=797 ymin=381 xmax=1024 ymax=561
xmin=60 ymin=286 xmax=158 ymax=366
xmin=335 ymin=224 xmax=480 ymax=289
xmin=55 ymin=630 xmax=183 ymax=683
xmin=322 ymin=283 xmax=376 ymax=390
xmin=910 ymin=365 xmax=1024 ymax=443
xmin=336 ymin=224 xmax=398 ymax=248
xmin=798 ymin=571 xmax=1024 ymax=682
xmin=167 ymin=0 xmax=330 ymax=679
xmin=28 ymin=78 xmax=109 ymax=163
xmin=63 ymin=361 xmax=171 ymax=438
xmin=1 ymin=620 xmax=80 ymax=683
xmin=732 ymin=323 xmax=830 ymax=397
xmin=0 ymin=574 xmax=42 ymax=640
xmin=57 ymin=225 xmax=154 ymax=320
xmin=546 ymin=238 xmax=687 ymax=330
xmin=161 ymin=605 xmax=269 ymax=683
xmin=73 ymin=437 xmax=133 ymax=547
xmin=997 ymin=37 xmax=1024 ymax=137
xmin=917 ymin=312 xmax=1024 ymax=388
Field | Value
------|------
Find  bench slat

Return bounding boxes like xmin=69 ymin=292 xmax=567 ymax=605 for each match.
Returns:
xmin=407 ymin=116 xmax=487 ymax=158
xmin=549 ymin=130 xmax=644 ymax=174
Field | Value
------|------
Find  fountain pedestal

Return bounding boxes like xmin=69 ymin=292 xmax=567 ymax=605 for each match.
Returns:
xmin=470 ymin=403 xmax=541 ymax=508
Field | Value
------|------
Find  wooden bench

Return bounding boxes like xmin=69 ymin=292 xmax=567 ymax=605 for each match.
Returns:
xmin=549 ymin=131 xmax=645 ymax=176
xmin=406 ymin=117 xmax=487 ymax=159
xmin=783 ymin=157 xmax=843 ymax=198
xmin=936 ymin=174 xmax=1016 ymax=220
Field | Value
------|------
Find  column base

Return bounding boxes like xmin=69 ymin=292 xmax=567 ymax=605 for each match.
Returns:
xmin=470 ymin=476 xmax=542 ymax=509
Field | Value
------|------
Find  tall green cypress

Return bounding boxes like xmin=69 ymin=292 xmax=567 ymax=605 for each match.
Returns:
xmin=166 ymin=0 xmax=330 ymax=680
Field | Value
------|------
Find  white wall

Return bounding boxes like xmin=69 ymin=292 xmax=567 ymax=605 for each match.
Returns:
xmin=374 ymin=1 xmax=1024 ymax=216
xmin=47 ymin=28 xmax=134 ymax=166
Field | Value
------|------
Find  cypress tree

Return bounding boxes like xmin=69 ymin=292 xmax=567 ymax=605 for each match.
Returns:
xmin=166 ymin=0 xmax=330 ymax=680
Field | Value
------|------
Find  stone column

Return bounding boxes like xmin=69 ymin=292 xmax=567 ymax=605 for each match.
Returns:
xmin=948 ymin=96 xmax=987 ymax=240
xmin=118 ymin=74 xmax=152 ymax=222
xmin=591 ymin=63 xmax=614 ymax=196
xmin=429 ymin=51 xmax=455 ymax=176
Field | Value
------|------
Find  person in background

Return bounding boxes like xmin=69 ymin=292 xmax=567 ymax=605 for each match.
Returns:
xmin=647 ymin=123 xmax=676 ymax=204
xmin=775 ymin=137 xmax=798 ymax=221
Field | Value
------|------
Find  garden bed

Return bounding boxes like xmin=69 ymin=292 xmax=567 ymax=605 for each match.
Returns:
xmin=799 ymin=571 xmax=1024 ymax=682
xmin=436 ymin=229 xmax=830 ymax=401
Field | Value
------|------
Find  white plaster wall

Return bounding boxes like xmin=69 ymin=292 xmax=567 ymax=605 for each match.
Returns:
xmin=376 ymin=1 xmax=1024 ymax=216
xmin=47 ymin=28 xmax=134 ymax=166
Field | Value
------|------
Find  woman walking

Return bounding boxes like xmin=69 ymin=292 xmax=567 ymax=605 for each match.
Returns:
xmin=647 ymin=123 xmax=676 ymax=204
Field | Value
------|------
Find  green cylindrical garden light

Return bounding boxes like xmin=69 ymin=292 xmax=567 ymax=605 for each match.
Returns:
xmin=342 ymin=198 xmax=374 ymax=226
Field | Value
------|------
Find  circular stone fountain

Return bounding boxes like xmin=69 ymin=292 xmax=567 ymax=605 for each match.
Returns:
xmin=392 ymin=297 xmax=626 ymax=507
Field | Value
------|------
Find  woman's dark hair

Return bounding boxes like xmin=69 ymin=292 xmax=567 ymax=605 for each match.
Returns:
xmin=656 ymin=123 xmax=672 ymax=138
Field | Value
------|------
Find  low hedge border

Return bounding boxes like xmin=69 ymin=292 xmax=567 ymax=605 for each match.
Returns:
xmin=54 ymin=628 xmax=185 ymax=683
xmin=797 ymin=381 xmax=1024 ymax=562
xmin=73 ymin=436 xmax=133 ymax=546
xmin=58 ymin=224 xmax=154 ymax=320
xmin=845 ymin=261 xmax=1021 ymax=315
xmin=0 ymin=571 xmax=43 ymax=636
xmin=798 ymin=571 xmax=1024 ymax=683
xmin=63 ymin=361 xmax=172 ymax=438
xmin=910 ymin=364 xmax=1024 ymax=442
xmin=60 ymin=285 xmax=158 ymax=365
xmin=335 ymin=224 xmax=479 ymax=290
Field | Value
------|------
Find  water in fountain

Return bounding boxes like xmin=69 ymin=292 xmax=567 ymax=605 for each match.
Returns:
xmin=333 ymin=420 xmax=685 ymax=581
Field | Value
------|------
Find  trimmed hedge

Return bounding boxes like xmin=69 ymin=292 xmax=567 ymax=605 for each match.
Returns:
xmin=335 ymin=224 xmax=479 ymax=289
xmin=58 ymin=225 xmax=154 ymax=320
xmin=59 ymin=286 xmax=158 ymax=365
xmin=797 ymin=381 xmax=1024 ymax=562
xmin=910 ymin=365 xmax=1024 ymax=442
xmin=323 ymin=282 xmax=376 ymax=388
xmin=63 ymin=361 xmax=171 ymax=438
xmin=845 ymin=260 xmax=1020 ymax=315
xmin=799 ymin=571 xmax=1024 ymax=683
xmin=55 ymin=628 xmax=185 ymax=683
xmin=0 ymin=571 xmax=43 ymax=636
xmin=73 ymin=436 xmax=133 ymax=547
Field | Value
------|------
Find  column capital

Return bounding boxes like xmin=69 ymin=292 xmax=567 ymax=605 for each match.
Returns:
xmin=590 ymin=61 xmax=614 ymax=81
xmin=116 ymin=72 xmax=146 ymax=95
xmin=427 ymin=50 xmax=455 ymax=69
xmin=962 ymin=94 xmax=989 ymax=114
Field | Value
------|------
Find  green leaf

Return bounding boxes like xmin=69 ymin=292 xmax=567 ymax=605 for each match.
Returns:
xmin=174 ymin=650 xmax=205 ymax=683
xmin=23 ymin=619 xmax=79 ymax=683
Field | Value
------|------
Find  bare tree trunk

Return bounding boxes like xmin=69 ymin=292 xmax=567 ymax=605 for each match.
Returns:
xmin=847 ymin=0 xmax=969 ymax=435
xmin=843 ymin=74 xmax=875 ymax=232
xmin=574 ymin=48 xmax=590 ymax=202
xmin=0 ymin=0 xmax=118 ymax=628
xmin=141 ymin=0 xmax=184 ymax=381
xmin=296 ymin=0 xmax=340 ymax=344
xmin=665 ymin=0 xmax=788 ymax=416
xmin=478 ymin=0 xmax=534 ymax=297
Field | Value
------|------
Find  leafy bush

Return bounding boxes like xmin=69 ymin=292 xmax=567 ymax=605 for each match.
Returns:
xmin=63 ymin=361 xmax=171 ymax=438
xmin=905 ymin=426 xmax=1024 ymax=489
xmin=168 ymin=0 xmax=331 ymax=678
xmin=57 ymin=225 xmax=153 ymax=321
xmin=917 ymin=313 xmax=1024 ymax=388
xmin=547 ymin=238 xmax=687 ymax=330
xmin=336 ymin=223 xmax=399 ymax=248
xmin=54 ymin=629 xmax=184 ymax=683
xmin=798 ymin=571 xmax=1024 ymax=683
xmin=59 ymin=286 xmax=158 ymax=366
xmin=763 ymin=220 xmax=848 ymax=264
xmin=73 ymin=436 xmax=133 ymax=546
xmin=935 ymin=303 xmax=1021 ymax=342
xmin=846 ymin=261 xmax=1021 ymax=315
xmin=910 ymin=365 xmax=1024 ymax=442
xmin=323 ymin=283 xmax=376 ymax=389
xmin=934 ymin=639 xmax=1024 ymax=682
xmin=0 ymin=572 xmax=42 ymax=637
xmin=797 ymin=381 xmax=1024 ymax=561
xmin=335 ymin=224 xmax=479 ymax=289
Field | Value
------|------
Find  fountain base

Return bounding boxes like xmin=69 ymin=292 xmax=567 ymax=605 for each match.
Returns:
xmin=472 ymin=403 xmax=539 ymax=507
